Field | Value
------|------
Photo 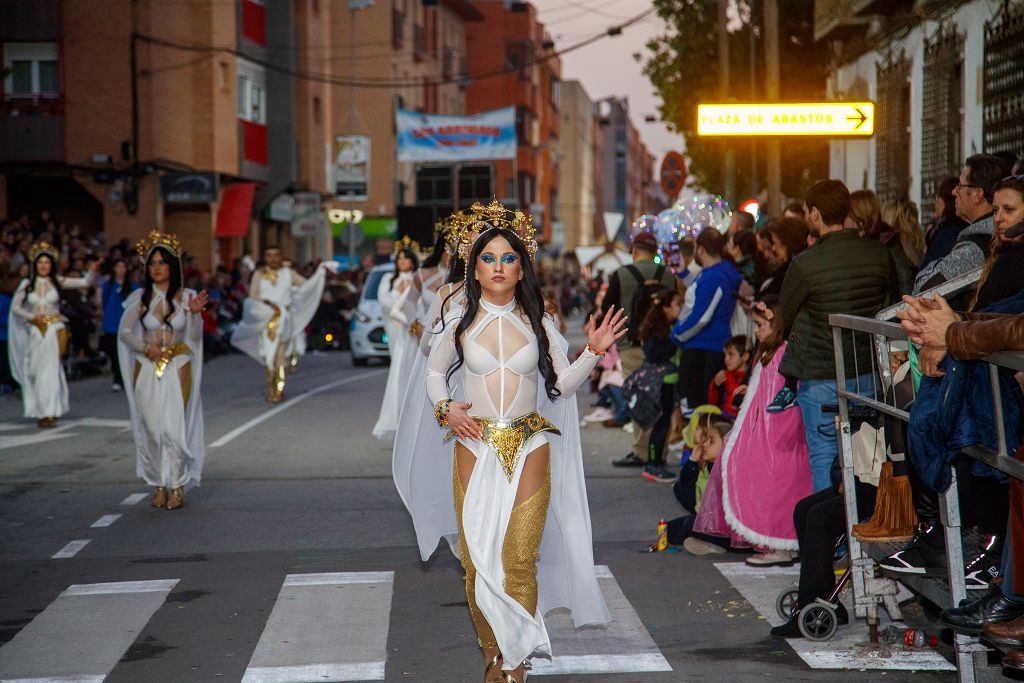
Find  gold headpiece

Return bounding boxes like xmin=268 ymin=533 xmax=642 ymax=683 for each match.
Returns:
xmin=28 ymin=241 xmax=59 ymax=263
xmin=393 ymin=235 xmax=423 ymax=255
xmin=450 ymin=200 xmax=537 ymax=260
xmin=136 ymin=230 xmax=182 ymax=260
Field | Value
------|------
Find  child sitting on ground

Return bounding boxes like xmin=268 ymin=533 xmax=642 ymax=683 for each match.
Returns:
xmin=667 ymin=413 xmax=735 ymax=552
xmin=708 ymin=335 xmax=750 ymax=418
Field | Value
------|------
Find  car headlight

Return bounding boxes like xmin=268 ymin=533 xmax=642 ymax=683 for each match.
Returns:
xmin=355 ymin=312 xmax=371 ymax=324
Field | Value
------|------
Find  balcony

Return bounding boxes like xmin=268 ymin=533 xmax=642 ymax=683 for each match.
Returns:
xmin=813 ymin=0 xmax=913 ymax=41
xmin=0 ymin=97 xmax=64 ymax=162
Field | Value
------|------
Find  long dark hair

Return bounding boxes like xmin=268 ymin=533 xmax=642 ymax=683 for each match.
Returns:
xmin=26 ymin=253 xmax=55 ymax=295
xmin=638 ymin=287 xmax=680 ymax=342
xmin=390 ymin=247 xmax=419 ymax=289
xmin=420 ymin=228 xmax=449 ymax=270
xmin=140 ymin=246 xmax=182 ymax=329
xmin=446 ymin=227 xmax=561 ymax=401
xmin=110 ymin=258 xmax=132 ymax=300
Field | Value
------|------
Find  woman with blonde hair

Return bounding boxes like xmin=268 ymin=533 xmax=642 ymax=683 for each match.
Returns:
xmin=879 ymin=198 xmax=925 ymax=295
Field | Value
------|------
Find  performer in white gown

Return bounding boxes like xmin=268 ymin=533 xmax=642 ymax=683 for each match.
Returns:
xmin=372 ymin=239 xmax=420 ymax=440
xmin=231 ymin=247 xmax=333 ymax=402
xmin=8 ymin=242 xmax=98 ymax=428
xmin=415 ymin=201 xmax=626 ymax=682
xmin=117 ymin=231 xmax=208 ymax=510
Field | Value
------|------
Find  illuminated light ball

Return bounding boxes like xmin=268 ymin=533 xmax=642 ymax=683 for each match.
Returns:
xmin=653 ymin=207 xmax=681 ymax=247
xmin=325 ymin=333 xmax=334 ymax=342
xmin=630 ymin=214 xmax=655 ymax=239
xmin=674 ymin=193 xmax=732 ymax=236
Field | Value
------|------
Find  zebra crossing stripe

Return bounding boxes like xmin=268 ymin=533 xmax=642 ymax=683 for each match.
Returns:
xmin=0 ymin=579 xmax=179 ymax=682
xmin=528 ymin=565 xmax=672 ymax=676
xmin=120 ymin=493 xmax=148 ymax=506
xmin=241 ymin=572 xmax=395 ymax=683
xmin=90 ymin=514 xmax=122 ymax=528
xmin=51 ymin=540 xmax=90 ymax=559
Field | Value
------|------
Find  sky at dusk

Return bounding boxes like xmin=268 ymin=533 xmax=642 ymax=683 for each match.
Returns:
xmin=530 ymin=0 xmax=681 ymax=164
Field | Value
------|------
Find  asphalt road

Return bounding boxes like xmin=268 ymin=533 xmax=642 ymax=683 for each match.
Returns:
xmin=0 ymin=339 xmax=966 ymax=682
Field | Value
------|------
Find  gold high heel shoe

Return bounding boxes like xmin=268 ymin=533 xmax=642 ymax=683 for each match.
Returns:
xmin=165 ymin=487 xmax=185 ymax=510
xmin=497 ymin=671 xmax=526 ymax=683
xmin=484 ymin=654 xmax=502 ymax=683
xmin=151 ymin=487 xmax=167 ymax=508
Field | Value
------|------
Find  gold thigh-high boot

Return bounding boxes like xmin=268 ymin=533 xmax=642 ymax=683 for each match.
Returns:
xmin=502 ymin=462 xmax=551 ymax=618
xmin=453 ymin=454 xmax=498 ymax=649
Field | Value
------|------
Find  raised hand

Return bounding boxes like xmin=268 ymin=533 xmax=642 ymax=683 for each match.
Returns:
xmin=188 ymin=290 xmax=210 ymax=314
xmin=586 ymin=305 xmax=628 ymax=354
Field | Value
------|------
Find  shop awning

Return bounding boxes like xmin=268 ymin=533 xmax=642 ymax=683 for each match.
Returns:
xmin=215 ymin=182 xmax=257 ymax=237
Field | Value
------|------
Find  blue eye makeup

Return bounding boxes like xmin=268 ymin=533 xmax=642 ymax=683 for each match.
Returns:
xmin=501 ymin=254 xmax=518 ymax=264
xmin=480 ymin=254 xmax=496 ymax=264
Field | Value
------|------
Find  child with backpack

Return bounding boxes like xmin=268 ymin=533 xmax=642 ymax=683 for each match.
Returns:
xmin=717 ymin=295 xmax=815 ymax=566
xmin=632 ymin=287 xmax=683 ymax=483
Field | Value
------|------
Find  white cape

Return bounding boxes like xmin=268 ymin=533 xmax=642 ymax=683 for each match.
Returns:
xmin=392 ymin=306 xmax=611 ymax=644
xmin=118 ymin=288 xmax=206 ymax=489
xmin=7 ymin=278 xmax=69 ymax=419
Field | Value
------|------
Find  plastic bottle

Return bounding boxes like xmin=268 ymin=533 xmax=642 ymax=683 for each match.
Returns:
xmin=881 ymin=624 xmax=936 ymax=648
xmin=656 ymin=518 xmax=668 ymax=551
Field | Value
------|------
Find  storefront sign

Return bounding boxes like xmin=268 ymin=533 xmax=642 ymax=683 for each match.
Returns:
xmin=267 ymin=193 xmax=294 ymax=222
xmin=396 ymin=106 xmax=516 ymax=162
xmin=161 ymin=172 xmax=218 ymax=203
xmin=291 ymin=192 xmax=322 ymax=238
xmin=697 ymin=102 xmax=875 ymax=137
xmin=335 ymin=136 xmax=370 ymax=200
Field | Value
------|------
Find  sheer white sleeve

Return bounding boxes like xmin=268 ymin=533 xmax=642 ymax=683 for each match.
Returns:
xmin=11 ymin=286 xmax=33 ymax=320
xmin=543 ymin=318 xmax=599 ymax=397
xmin=425 ymin=314 xmax=459 ymax=406
xmin=185 ymin=291 xmax=202 ymax=343
xmin=118 ymin=298 xmax=146 ymax=353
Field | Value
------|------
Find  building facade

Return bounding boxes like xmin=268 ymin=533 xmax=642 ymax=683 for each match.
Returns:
xmin=816 ymin=0 xmax=1024 ymax=216
xmin=554 ymin=79 xmax=597 ymax=250
xmin=597 ymin=96 xmax=657 ymax=238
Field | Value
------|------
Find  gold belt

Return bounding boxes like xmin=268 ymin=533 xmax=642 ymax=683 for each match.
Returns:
xmin=152 ymin=342 xmax=191 ymax=378
xmin=445 ymin=411 xmax=560 ymax=482
xmin=30 ymin=315 xmax=67 ymax=336
xmin=264 ymin=300 xmax=282 ymax=341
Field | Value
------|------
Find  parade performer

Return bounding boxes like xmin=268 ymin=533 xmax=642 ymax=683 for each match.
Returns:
xmin=117 ymin=231 xmax=208 ymax=510
xmin=8 ymin=242 xmax=98 ymax=428
xmin=414 ymin=201 xmax=622 ymax=682
xmin=232 ymin=247 xmax=333 ymax=402
xmin=372 ymin=238 xmax=420 ymax=441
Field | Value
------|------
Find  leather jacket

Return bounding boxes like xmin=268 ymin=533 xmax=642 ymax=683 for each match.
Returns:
xmin=947 ymin=312 xmax=1024 ymax=359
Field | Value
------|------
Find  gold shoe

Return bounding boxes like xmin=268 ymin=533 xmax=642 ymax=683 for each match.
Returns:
xmin=484 ymin=654 xmax=503 ymax=683
xmin=166 ymin=487 xmax=185 ymax=510
xmin=497 ymin=672 xmax=526 ymax=683
xmin=151 ymin=487 xmax=168 ymax=508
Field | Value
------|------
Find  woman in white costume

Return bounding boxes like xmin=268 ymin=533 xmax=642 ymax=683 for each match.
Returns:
xmin=372 ymin=240 xmax=420 ymax=440
xmin=422 ymin=202 xmax=626 ymax=682
xmin=117 ymin=231 xmax=208 ymax=510
xmin=8 ymin=242 xmax=98 ymax=428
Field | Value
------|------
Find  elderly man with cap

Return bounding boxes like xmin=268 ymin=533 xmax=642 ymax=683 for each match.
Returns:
xmin=600 ymin=231 xmax=679 ymax=467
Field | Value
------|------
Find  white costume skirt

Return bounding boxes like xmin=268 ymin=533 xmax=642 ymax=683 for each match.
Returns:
xmin=457 ymin=431 xmax=552 ymax=667
xmin=21 ymin=322 xmax=69 ymax=419
xmin=372 ymin=319 xmax=415 ymax=441
xmin=131 ymin=353 xmax=196 ymax=488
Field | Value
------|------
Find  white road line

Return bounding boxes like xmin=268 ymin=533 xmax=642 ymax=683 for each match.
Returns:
xmin=209 ymin=370 xmax=385 ymax=449
xmin=241 ymin=572 xmax=394 ymax=682
xmin=51 ymin=540 xmax=90 ymax=559
xmin=529 ymin=565 xmax=672 ymax=677
xmin=120 ymin=493 xmax=148 ymax=506
xmin=0 ymin=579 xmax=178 ymax=682
xmin=90 ymin=514 xmax=122 ymax=528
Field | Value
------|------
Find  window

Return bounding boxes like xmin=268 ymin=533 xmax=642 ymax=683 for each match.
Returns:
xmin=876 ymin=52 xmax=912 ymax=203
xmin=984 ymin=3 xmax=1024 ymax=155
xmin=3 ymin=43 xmax=60 ymax=98
xmin=237 ymin=75 xmax=249 ymax=117
xmin=251 ymin=84 xmax=265 ymax=124
xmin=236 ymin=61 xmax=267 ymax=125
xmin=921 ymin=25 xmax=964 ymax=218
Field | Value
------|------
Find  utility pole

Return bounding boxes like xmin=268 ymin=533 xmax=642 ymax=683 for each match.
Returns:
xmin=718 ymin=0 xmax=736 ymax=206
xmin=765 ymin=0 xmax=782 ymax=216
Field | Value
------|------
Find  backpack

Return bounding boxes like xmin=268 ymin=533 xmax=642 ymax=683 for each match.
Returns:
xmin=625 ymin=264 xmax=665 ymax=345
xmin=623 ymin=359 xmax=673 ymax=428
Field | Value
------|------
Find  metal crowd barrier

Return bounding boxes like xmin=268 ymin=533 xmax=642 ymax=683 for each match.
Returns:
xmin=830 ymin=311 xmax=1024 ymax=683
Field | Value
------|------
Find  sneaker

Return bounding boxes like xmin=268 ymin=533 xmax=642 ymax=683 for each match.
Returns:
xmin=583 ymin=407 xmax=614 ymax=423
xmin=642 ymin=466 xmax=676 ymax=483
xmin=965 ymin=537 xmax=1003 ymax=590
xmin=684 ymin=537 xmax=727 ymax=556
xmin=746 ymin=549 xmax=797 ymax=567
xmin=878 ymin=522 xmax=946 ymax=576
xmin=622 ymin=422 xmax=635 ymax=435
xmin=612 ymin=453 xmax=645 ymax=467
xmin=766 ymin=386 xmax=797 ymax=413
xmin=111 ymin=382 xmax=123 ymax=392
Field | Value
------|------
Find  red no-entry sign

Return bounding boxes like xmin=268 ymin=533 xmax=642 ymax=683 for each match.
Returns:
xmin=660 ymin=151 xmax=687 ymax=197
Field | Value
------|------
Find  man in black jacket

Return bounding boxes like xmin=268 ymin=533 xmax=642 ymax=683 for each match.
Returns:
xmin=778 ymin=180 xmax=897 ymax=491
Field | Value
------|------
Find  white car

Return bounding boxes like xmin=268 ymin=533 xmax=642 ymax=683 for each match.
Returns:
xmin=350 ymin=263 xmax=394 ymax=366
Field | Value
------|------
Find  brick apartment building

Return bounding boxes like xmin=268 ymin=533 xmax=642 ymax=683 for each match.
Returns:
xmin=598 ymin=96 xmax=659 ymax=239
xmin=464 ymin=1 xmax=562 ymax=243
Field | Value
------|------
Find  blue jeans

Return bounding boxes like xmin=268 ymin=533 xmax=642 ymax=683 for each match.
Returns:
xmin=601 ymin=384 xmax=628 ymax=422
xmin=796 ymin=375 xmax=874 ymax=492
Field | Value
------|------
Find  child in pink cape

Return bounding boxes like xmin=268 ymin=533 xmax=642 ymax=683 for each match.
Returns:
xmin=722 ymin=294 xmax=814 ymax=566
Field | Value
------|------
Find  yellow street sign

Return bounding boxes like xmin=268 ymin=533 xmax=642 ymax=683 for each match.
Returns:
xmin=697 ymin=102 xmax=875 ymax=137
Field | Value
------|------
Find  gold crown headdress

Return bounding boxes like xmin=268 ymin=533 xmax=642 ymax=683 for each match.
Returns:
xmin=450 ymin=200 xmax=537 ymax=260
xmin=28 ymin=241 xmax=59 ymax=263
xmin=136 ymin=230 xmax=182 ymax=260
xmin=393 ymin=234 xmax=424 ymax=255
